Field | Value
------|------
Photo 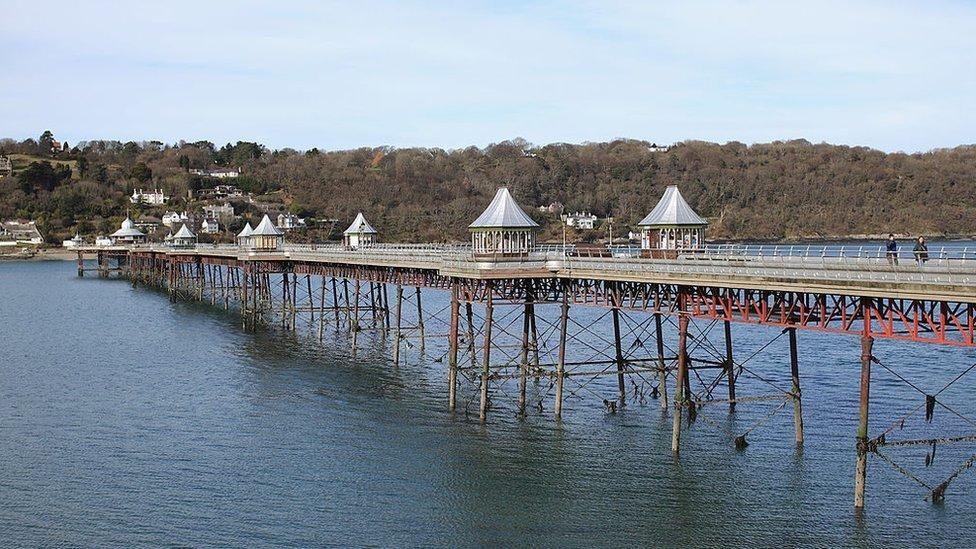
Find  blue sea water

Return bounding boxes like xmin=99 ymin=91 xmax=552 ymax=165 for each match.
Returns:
xmin=1 ymin=260 xmax=974 ymax=547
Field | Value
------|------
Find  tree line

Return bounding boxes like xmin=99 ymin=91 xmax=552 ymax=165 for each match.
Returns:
xmin=2 ymin=132 xmax=975 ymax=243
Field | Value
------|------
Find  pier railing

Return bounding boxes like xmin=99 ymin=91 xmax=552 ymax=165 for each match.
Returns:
xmin=100 ymin=240 xmax=976 ymax=288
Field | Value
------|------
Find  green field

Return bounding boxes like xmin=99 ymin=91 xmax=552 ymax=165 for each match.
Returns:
xmin=8 ymin=154 xmax=79 ymax=179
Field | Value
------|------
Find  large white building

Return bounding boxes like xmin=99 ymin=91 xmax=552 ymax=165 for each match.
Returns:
xmin=564 ymin=211 xmax=598 ymax=230
xmin=0 ymin=220 xmax=44 ymax=244
xmin=277 ymin=213 xmax=306 ymax=231
xmin=130 ymin=189 xmax=169 ymax=205
xmin=190 ymin=168 xmax=240 ymax=179
xmin=201 ymin=219 xmax=220 ymax=234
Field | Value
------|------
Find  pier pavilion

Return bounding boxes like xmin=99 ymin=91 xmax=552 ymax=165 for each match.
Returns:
xmin=170 ymin=224 xmax=197 ymax=248
xmin=109 ymin=216 xmax=148 ymax=245
xmin=236 ymin=222 xmax=253 ymax=247
xmin=248 ymin=215 xmax=284 ymax=251
xmin=638 ymin=185 xmax=707 ymax=254
xmin=343 ymin=212 xmax=377 ymax=249
xmin=469 ymin=187 xmax=539 ymax=257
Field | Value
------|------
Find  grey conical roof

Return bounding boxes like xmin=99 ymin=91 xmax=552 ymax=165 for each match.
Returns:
xmin=173 ymin=223 xmax=196 ymax=239
xmin=251 ymin=214 xmax=284 ymax=236
xmin=469 ymin=188 xmax=539 ymax=229
xmin=343 ymin=212 xmax=377 ymax=235
xmin=237 ymin=222 xmax=253 ymax=238
xmin=110 ymin=216 xmax=146 ymax=238
xmin=638 ymin=186 xmax=707 ymax=227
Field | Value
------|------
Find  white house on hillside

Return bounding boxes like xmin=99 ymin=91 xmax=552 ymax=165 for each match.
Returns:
xmin=130 ymin=189 xmax=169 ymax=205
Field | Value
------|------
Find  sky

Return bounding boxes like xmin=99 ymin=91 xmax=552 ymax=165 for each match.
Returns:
xmin=2 ymin=0 xmax=975 ymax=152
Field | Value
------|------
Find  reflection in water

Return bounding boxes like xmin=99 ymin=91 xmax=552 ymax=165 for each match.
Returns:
xmin=0 ymin=260 xmax=974 ymax=546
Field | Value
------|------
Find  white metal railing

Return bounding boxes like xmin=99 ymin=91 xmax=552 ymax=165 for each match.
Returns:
xmin=96 ymin=240 xmax=976 ymax=289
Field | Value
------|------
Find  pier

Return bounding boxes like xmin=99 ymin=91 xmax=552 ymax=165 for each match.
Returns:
xmin=76 ymin=240 xmax=976 ymax=509
xmin=74 ymin=189 xmax=976 ymax=511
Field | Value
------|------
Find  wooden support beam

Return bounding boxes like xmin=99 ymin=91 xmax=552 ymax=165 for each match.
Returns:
xmin=725 ymin=320 xmax=736 ymax=411
xmin=555 ymin=286 xmax=569 ymax=419
xmin=415 ymin=286 xmax=426 ymax=354
xmin=465 ymin=302 xmax=476 ymax=367
xmin=655 ymin=312 xmax=668 ymax=410
xmin=672 ymin=313 xmax=690 ymax=455
xmin=854 ymin=335 xmax=874 ymax=508
xmin=518 ymin=289 xmax=532 ymax=417
xmin=479 ymin=282 xmax=494 ymax=422
xmin=612 ymin=304 xmax=626 ymax=405
xmin=393 ymin=284 xmax=403 ymax=366
xmin=788 ymin=326 xmax=804 ymax=444
xmin=448 ymin=282 xmax=460 ymax=411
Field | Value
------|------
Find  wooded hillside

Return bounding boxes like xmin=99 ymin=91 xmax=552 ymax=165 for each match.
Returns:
xmin=3 ymin=133 xmax=975 ymax=243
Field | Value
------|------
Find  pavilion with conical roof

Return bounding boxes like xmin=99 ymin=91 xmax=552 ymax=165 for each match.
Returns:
xmin=637 ymin=185 xmax=707 ymax=251
xmin=249 ymin=214 xmax=284 ymax=251
xmin=343 ymin=212 xmax=377 ymax=249
xmin=109 ymin=216 xmax=147 ymax=244
xmin=236 ymin=222 xmax=253 ymax=247
xmin=469 ymin=187 xmax=540 ymax=257
xmin=170 ymin=223 xmax=197 ymax=248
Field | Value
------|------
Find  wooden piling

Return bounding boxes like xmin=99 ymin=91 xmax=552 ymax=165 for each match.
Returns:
xmin=611 ymin=304 xmax=626 ymax=405
xmin=655 ymin=312 xmax=668 ymax=410
xmin=788 ymin=327 xmax=804 ymax=444
xmin=479 ymin=282 xmax=494 ymax=422
xmin=76 ymin=252 xmax=84 ymax=277
xmin=382 ymin=283 xmax=391 ymax=330
xmin=671 ymin=313 xmax=690 ymax=455
xmin=725 ymin=320 xmax=736 ymax=411
xmin=393 ymin=284 xmax=403 ymax=366
xmin=854 ymin=335 xmax=874 ymax=508
xmin=518 ymin=290 xmax=532 ymax=417
xmin=555 ymin=287 xmax=569 ymax=419
xmin=331 ymin=277 xmax=341 ymax=330
xmin=448 ymin=282 xmax=460 ymax=411
xmin=415 ymin=286 xmax=425 ymax=353
xmin=318 ymin=276 xmax=326 ymax=340
xmin=465 ymin=302 xmax=476 ymax=367
xmin=352 ymin=278 xmax=361 ymax=352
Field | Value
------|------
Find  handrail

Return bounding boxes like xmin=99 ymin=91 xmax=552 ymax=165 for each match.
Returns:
xmin=85 ymin=239 xmax=976 ymax=290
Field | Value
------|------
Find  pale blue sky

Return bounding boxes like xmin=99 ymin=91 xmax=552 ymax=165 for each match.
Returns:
xmin=2 ymin=1 xmax=974 ymax=152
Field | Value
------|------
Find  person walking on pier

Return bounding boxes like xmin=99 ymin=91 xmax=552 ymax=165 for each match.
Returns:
xmin=885 ymin=234 xmax=899 ymax=265
xmin=913 ymin=236 xmax=929 ymax=265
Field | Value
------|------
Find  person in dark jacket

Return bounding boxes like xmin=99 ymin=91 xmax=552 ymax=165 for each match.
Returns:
xmin=885 ymin=234 xmax=898 ymax=265
xmin=913 ymin=236 xmax=929 ymax=265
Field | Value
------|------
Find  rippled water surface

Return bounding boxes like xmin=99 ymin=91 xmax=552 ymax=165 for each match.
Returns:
xmin=1 ymin=260 xmax=975 ymax=547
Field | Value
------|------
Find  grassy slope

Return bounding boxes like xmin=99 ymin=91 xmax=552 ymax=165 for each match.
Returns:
xmin=8 ymin=154 xmax=79 ymax=179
